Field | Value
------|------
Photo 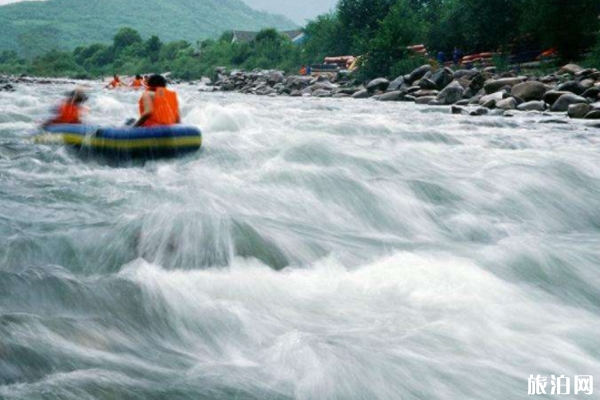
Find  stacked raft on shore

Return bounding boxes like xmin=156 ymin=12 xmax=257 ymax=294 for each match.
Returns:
xmin=35 ymin=124 xmax=202 ymax=159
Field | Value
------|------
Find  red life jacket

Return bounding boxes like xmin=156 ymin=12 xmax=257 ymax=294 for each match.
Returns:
xmin=51 ymin=101 xmax=81 ymax=124
xmin=138 ymin=88 xmax=179 ymax=127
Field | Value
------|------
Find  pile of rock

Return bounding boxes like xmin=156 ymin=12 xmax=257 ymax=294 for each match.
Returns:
xmin=0 ymin=74 xmax=77 ymax=90
xmin=210 ymin=63 xmax=600 ymax=120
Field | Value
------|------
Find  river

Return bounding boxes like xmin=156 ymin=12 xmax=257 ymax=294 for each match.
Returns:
xmin=1 ymin=82 xmax=600 ymax=399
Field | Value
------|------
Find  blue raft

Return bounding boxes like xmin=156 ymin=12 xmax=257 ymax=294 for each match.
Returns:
xmin=35 ymin=124 xmax=202 ymax=159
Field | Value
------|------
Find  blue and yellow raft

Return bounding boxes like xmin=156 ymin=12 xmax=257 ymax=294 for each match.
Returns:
xmin=35 ymin=124 xmax=202 ymax=159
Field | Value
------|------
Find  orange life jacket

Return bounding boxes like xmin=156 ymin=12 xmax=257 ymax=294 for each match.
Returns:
xmin=132 ymin=79 xmax=143 ymax=88
xmin=138 ymin=88 xmax=179 ymax=127
xmin=109 ymin=78 xmax=121 ymax=88
xmin=52 ymin=102 xmax=81 ymax=124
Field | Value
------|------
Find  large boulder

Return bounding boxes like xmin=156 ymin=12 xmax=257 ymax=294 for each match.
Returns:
xmin=510 ymin=81 xmax=548 ymax=101
xmin=413 ymin=89 xmax=438 ymax=97
xmin=407 ymin=65 xmax=432 ymax=84
xmin=484 ymin=77 xmax=526 ymax=94
xmin=479 ymin=91 xmax=509 ymax=105
xmin=415 ymin=96 xmax=437 ymax=105
xmin=435 ymin=81 xmax=463 ymax=105
xmin=557 ymin=81 xmax=586 ymax=95
xmin=287 ymin=76 xmax=312 ymax=89
xmin=310 ymin=81 xmax=336 ymax=92
xmin=313 ymin=89 xmax=333 ymax=97
xmin=378 ymin=91 xmax=405 ymax=101
xmin=582 ymin=87 xmax=600 ymax=99
xmin=543 ymin=91 xmax=571 ymax=106
xmin=267 ymin=71 xmax=285 ymax=86
xmin=453 ymin=69 xmax=478 ymax=80
xmin=584 ymin=110 xmax=600 ymax=119
xmin=366 ymin=78 xmax=390 ymax=93
xmin=517 ymin=101 xmax=546 ymax=112
xmin=496 ymin=97 xmax=517 ymax=110
xmin=550 ymin=93 xmax=588 ymax=112
xmin=431 ymin=67 xmax=454 ymax=89
xmin=387 ymin=76 xmax=405 ymax=92
xmin=418 ymin=78 xmax=438 ymax=90
xmin=468 ymin=73 xmax=487 ymax=93
xmin=568 ymin=103 xmax=590 ymax=119
xmin=559 ymin=64 xmax=584 ymax=75
xmin=352 ymin=89 xmax=370 ymax=99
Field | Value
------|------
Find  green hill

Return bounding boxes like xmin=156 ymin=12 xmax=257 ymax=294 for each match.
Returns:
xmin=0 ymin=0 xmax=296 ymax=58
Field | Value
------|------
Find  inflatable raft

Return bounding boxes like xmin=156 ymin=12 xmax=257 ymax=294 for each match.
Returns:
xmin=35 ymin=124 xmax=202 ymax=159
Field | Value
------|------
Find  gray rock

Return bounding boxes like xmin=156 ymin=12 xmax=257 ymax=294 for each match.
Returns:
xmin=455 ymin=99 xmax=470 ymax=106
xmin=543 ymin=91 xmax=571 ymax=106
xmin=470 ymin=107 xmax=489 ymax=116
xmin=517 ymin=101 xmax=546 ymax=112
xmin=413 ymin=90 xmax=439 ymax=97
xmin=479 ymin=91 xmax=509 ymax=105
xmin=589 ymin=101 xmax=600 ymax=111
xmin=484 ymin=77 xmax=526 ymax=94
xmin=387 ymin=76 xmax=405 ymax=92
xmin=550 ymin=93 xmax=588 ymax=112
xmin=267 ymin=71 xmax=285 ymax=86
xmin=559 ymin=64 xmax=583 ymax=75
xmin=468 ymin=73 xmax=487 ymax=93
xmin=557 ymin=81 xmax=586 ymax=95
xmin=451 ymin=105 xmax=465 ymax=114
xmin=510 ymin=81 xmax=548 ymax=101
xmin=333 ymin=93 xmax=350 ymax=98
xmin=482 ymin=99 xmax=497 ymax=109
xmin=378 ymin=91 xmax=405 ymax=101
xmin=568 ymin=103 xmax=590 ymax=119
xmin=415 ymin=96 xmax=437 ymax=105
xmin=310 ymin=81 xmax=336 ymax=91
xmin=436 ymin=81 xmax=463 ymax=105
xmin=419 ymin=78 xmax=438 ymax=90
xmin=453 ymin=69 xmax=478 ymax=80
xmin=431 ymin=67 xmax=454 ymax=89
xmin=367 ymin=78 xmax=390 ymax=93
xmin=582 ymin=87 xmax=600 ymax=99
xmin=407 ymin=65 xmax=432 ymax=84
xmin=496 ymin=97 xmax=517 ymax=110
xmin=584 ymin=110 xmax=600 ymax=119
xmin=352 ymin=89 xmax=370 ymax=99
xmin=313 ymin=89 xmax=332 ymax=97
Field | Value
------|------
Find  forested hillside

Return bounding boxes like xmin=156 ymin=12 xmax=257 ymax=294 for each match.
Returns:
xmin=0 ymin=0 xmax=295 ymax=57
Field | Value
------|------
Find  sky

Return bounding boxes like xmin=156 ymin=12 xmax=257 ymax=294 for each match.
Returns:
xmin=0 ymin=0 xmax=338 ymax=24
xmin=242 ymin=0 xmax=337 ymax=24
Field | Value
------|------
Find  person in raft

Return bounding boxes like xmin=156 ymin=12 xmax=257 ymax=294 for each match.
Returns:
xmin=43 ymin=88 xmax=88 ymax=126
xmin=130 ymin=74 xmax=144 ymax=89
xmin=104 ymin=74 xmax=122 ymax=89
xmin=133 ymin=74 xmax=180 ymax=127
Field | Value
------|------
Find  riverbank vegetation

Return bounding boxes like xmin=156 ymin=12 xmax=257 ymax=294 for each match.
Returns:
xmin=1 ymin=0 xmax=599 ymax=81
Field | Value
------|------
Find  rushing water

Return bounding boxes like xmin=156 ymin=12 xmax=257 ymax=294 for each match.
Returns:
xmin=1 ymin=81 xmax=600 ymax=400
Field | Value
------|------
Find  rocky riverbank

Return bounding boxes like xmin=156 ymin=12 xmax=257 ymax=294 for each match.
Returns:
xmin=208 ymin=64 xmax=600 ymax=120
xmin=0 ymin=75 xmax=78 ymax=92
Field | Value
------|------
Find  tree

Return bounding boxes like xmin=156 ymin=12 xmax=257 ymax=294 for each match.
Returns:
xmin=303 ymin=13 xmax=351 ymax=62
xmin=145 ymin=35 xmax=163 ymax=63
xmin=363 ymin=0 xmax=427 ymax=77
xmin=113 ymin=27 xmax=143 ymax=54
xmin=520 ymin=0 xmax=600 ymax=61
xmin=337 ymin=0 xmax=394 ymax=52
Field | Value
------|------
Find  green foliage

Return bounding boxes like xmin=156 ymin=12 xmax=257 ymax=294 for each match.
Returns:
xmin=584 ymin=32 xmax=600 ymax=69
xmin=1 ymin=0 xmax=599 ymax=81
xmin=520 ymin=0 xmax=600 ymax=62
xmin=0 ymin=0 xmax=296 ymax=57
xmin=303 ymin=14 xmax=351 ymax=63
xmin=362 ymin=0 xmax=427 ymax=77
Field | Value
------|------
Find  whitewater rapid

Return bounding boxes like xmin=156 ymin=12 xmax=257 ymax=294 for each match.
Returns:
xmin=1 ymin=82 xmax=600 ymax=399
